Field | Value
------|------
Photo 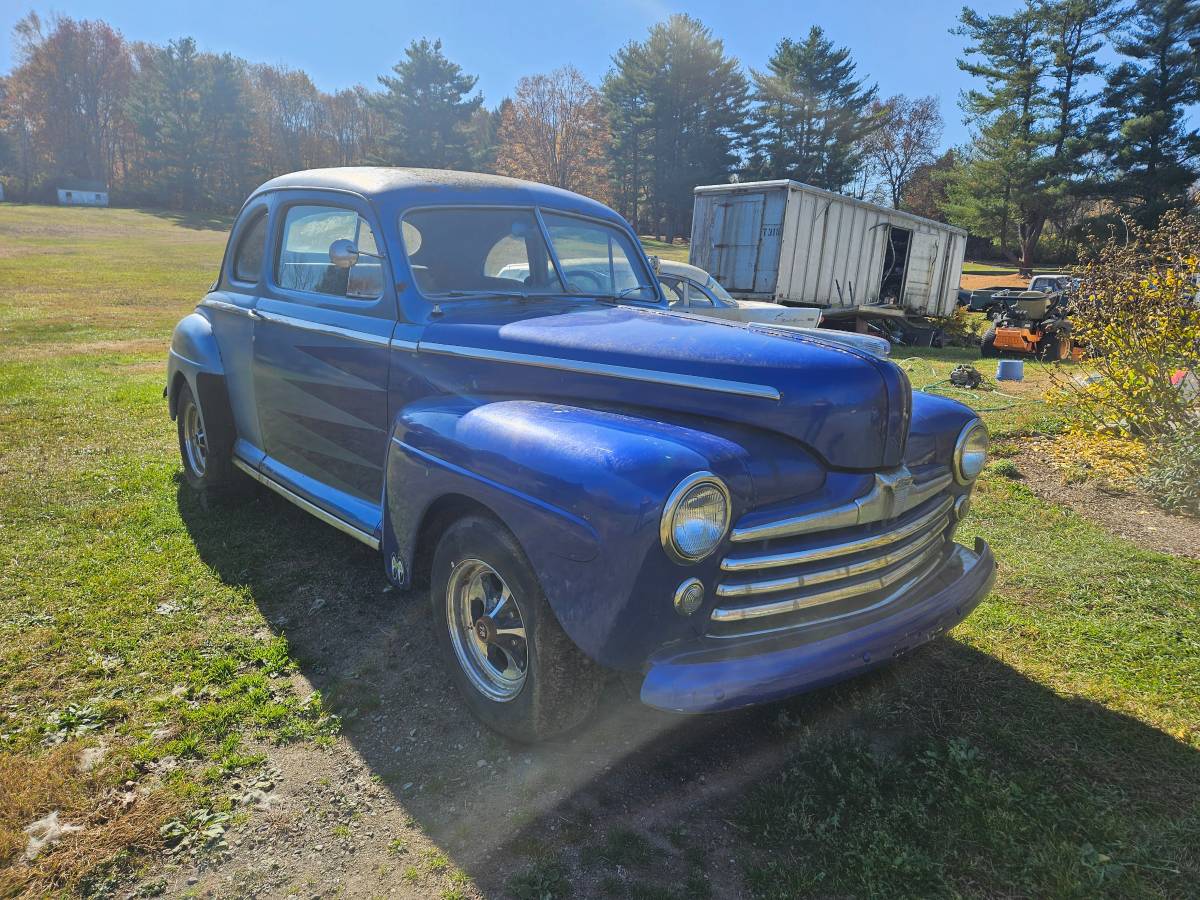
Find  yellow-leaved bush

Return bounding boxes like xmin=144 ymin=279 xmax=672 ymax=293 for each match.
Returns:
xmin=1049 ymin=211 xmax=1200 ymax=514
xmin=1051 ymin=211 xmax=1200 ymax=438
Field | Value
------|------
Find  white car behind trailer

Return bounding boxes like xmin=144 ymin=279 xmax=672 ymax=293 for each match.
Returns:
xmin=689 ymin=180 xmax=967 ymax=319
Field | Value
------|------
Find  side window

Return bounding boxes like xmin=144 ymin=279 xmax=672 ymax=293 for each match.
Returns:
xmin=660 ymin=277 xmax=684 ymax=307
xmin=685 ymin=281 xmax=715 ymax=308
xmin=232 ymin=212 xmax=267 ymax=283
xmin=277 ymin=204 xmax=383 ymax=300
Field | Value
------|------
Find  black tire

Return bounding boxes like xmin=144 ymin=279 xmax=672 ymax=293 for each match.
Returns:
xmin=175 ymin=381 xmax=248 ymax=499
xmin=430 ymin=515 xmax=603 ymax=742
xmin=980 ymin=327 xmax=999 ymax=358
xmin=1039 ymin=332 xmax=1066 ymax=362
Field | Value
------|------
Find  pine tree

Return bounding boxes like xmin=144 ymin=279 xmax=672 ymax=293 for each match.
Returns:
xmin=604 ymin=15 xmax=749 ymax=240
xmin=126 ymin=38 xmax=207 ymax=208
xmin=127 ymin=38 xmax=255 ymax=209
xmin=1099 ymin=0 xmax=1200 ymax=226
xmin=373 ymin=38 xmax=482 ymax=170
xmin=948 ymin=3 xmax=1053 ymax=268
xmin=747 ymin=27 xmax=880 ymax=191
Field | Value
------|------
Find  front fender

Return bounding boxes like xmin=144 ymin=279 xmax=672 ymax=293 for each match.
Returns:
xmin=384 ymin=398 xmax=754 ymax=668
xmin=166 ymin=310 xmax=225 ymax=418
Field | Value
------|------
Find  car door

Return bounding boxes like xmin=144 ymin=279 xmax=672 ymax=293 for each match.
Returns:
xmin=200 ymin=200 xmax=270 ymax=458
xmin=252 ymin=193 xmax=395 ymax=539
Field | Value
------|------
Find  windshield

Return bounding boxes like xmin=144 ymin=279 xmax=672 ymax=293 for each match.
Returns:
xmin=704 ymin=276 xmax=736 ymax=306
xmin=540 ymin=212 xmax=656 ymax=301
xmin=398 ymin=207 xmax=656 ymax=302
xmin=400 ymin=208 xmax=563 ymax=297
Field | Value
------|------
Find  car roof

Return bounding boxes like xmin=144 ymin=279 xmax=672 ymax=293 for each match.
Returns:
xmin=657 ymin=259 xmax=713 ymax=282
xmin=249 ymin=167 xmax=625 ymax=225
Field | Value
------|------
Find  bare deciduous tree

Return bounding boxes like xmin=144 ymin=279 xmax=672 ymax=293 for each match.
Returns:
xmin=861 ymin=94 xmax=943 ymax=209
xmin=496 ymin=65 xmax=610 ymax=201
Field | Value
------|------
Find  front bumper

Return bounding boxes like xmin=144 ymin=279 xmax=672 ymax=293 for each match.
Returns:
xmin=640 ymin=538 xmax=996 ymax=713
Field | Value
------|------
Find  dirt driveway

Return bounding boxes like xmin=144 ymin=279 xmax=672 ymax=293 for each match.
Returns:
xmin=135 ymin=488 xmax=804 ymax=898
xmin=960 ymin=273 xmax=1029 ymax=291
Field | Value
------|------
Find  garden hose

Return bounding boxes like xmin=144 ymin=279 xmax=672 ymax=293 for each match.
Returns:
xmin=894 ymin=357 xmax=1041 ymax=412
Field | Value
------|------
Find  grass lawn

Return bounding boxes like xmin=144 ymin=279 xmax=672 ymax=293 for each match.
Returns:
xmin=1 ymin=205 xmax=1197 ymax=897
xmin=638 ymin=236 xmax=690 ymax=263
xmin=962 ymin=260 xmax=1066 ymax=276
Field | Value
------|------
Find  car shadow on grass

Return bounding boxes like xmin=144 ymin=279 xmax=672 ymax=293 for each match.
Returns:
xmin=143 ymin=208 xmax=234 ymax=231
xmin=178 ymin=482 xmax=1200 ymax=898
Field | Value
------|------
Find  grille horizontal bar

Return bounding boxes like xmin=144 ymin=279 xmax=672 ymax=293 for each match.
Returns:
xmin=731 ymin=469 xmax=952 ymax=543
xmin=721 ymin=496 xmax=953 ymax=573
xmin=710 ymin=540 xmax=946 ymax=623
xmin=715 ymin=517 xmax=948 ymax=599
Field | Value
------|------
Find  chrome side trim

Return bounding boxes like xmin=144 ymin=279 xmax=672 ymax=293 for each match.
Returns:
xmin=232 ymin=458 xmax=381 ymax=550
xmin=711 ymin=541 xmax=945 ymax=623
xmin=721 ymin=496 xmax=954 ymax=572
xmin=253 ymin=309 xmax=392 ymax=348
xmin=716 ymin=522 xmax=947 ymax=598
xmin=201 ymin=298 xmax=256 ymax=319
xmin=417 ymin=342 xmax=782 ymax=401
xmin=731 ymin=467 xmax=952 ymax=543
xmin=390 ymin=338 xmax=420 ymax=352
xmin=708 ymin=547 xmax=956 ymax=638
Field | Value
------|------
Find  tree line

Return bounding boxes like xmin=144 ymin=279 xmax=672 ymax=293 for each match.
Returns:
xmin=1 ymin=4 xmax=1196 ymax=263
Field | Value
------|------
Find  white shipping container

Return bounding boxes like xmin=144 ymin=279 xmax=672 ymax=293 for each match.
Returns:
xmin=690 ymin=180 xmax=967 ymax=317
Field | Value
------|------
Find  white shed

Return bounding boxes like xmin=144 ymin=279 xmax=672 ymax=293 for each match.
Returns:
xmin=56 ymin=180 xmax=109 ymax=207
xmin=690 ymin=180 xmax=967 ymax=318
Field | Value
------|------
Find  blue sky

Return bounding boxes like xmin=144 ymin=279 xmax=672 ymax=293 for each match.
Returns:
xmin=0 ymin=0 xmax=1140 ymax=150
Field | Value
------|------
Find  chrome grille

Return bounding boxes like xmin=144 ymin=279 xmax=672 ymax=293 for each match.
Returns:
xmin=711 ymin=468 xmax=954 ymax=636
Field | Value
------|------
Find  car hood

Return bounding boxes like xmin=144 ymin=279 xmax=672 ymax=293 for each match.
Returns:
xmin=417 ymin=303 xmax=910 ymax=470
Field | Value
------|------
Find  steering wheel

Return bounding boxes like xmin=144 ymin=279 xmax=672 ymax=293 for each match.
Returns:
xmin=566 ymin=270 xmax=604 ymax=294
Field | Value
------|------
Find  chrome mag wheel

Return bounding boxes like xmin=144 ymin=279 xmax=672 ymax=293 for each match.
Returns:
xmin=445 ymin=558 xmax=529 ymax=702
xmin=182 ymin=400 xmax=208 ymax=477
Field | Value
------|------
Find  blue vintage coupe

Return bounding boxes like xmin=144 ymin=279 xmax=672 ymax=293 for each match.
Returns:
xmin=166 ymin=168 xmax=996 ymax=741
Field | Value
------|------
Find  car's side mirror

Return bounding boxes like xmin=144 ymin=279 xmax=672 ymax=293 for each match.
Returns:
xmin=329 ymin=239 xmax=360 ymax=269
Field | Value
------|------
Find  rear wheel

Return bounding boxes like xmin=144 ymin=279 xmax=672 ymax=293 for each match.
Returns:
xmin=431 ymin=515 xmax=602 ymax=742
xmin=980 ymin=327 xmax=999 ymax=358
xmin=176 ymin=381 xmax=248 ymax=499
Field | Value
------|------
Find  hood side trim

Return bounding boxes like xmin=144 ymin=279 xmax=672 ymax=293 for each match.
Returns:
xmin=418 ymin=342 xmax=782 ymax=401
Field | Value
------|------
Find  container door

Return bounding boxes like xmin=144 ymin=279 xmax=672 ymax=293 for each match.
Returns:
xmin=902 ymin=232 xmax=941 ymax=311
xmin=711 ymin=193 xmax=765 ymax=293
xmin=754 ymin=189 xmax=787 ymax=295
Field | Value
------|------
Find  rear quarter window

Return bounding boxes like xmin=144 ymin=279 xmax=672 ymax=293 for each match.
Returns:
xmin=232 ymin=213 xmax=268 ymax=283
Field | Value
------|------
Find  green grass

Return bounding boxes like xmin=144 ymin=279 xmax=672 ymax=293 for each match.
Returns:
xmin=737 ymin=471 xmax=1200 ymax=896
xmin=963 ymin=260 xmax=1065 ymax=276
xmin=1 ymin=205 xmax=1197 ymax=897
xmin=639 ymin=236 xmax=690 ymax=263
xmin=0 ymin=206 xmax=334 ymax=892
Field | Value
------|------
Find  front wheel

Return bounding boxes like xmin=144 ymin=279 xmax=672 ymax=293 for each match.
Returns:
xmin=980 ymin=327 xmax=999 ymax=358
xmin=431 ymin=515 xmax=602 ymax=742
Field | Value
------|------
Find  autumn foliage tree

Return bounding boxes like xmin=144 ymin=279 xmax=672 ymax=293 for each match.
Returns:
xmin=861 ymin=95 xmax=943 ymax=209
xmin=6 ymin=13 xmax=131 ymax=189
xmin=495 ymin=66 xmax=610 ymax=202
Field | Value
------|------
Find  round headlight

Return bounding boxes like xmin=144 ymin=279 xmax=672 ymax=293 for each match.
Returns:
xmin=954 ymin=420 xmax=989 ymax=484
xmin=661 ymin=472 xmax=731 ymax=564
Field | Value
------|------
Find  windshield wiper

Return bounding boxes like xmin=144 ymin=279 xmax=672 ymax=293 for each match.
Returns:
xmin=442 ymin=289 xmax=532 ymax=300
xmin=585 ymin=286 xmax=656 ymax=303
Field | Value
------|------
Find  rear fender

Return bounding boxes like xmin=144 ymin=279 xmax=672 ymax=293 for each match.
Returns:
xmin=382 ymin=398 xmax=754 ymax=668
xmin=166 ymin=311 xmax=235 ymax=453
xmin=166 ymin=311 xmax=225 ymax=416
